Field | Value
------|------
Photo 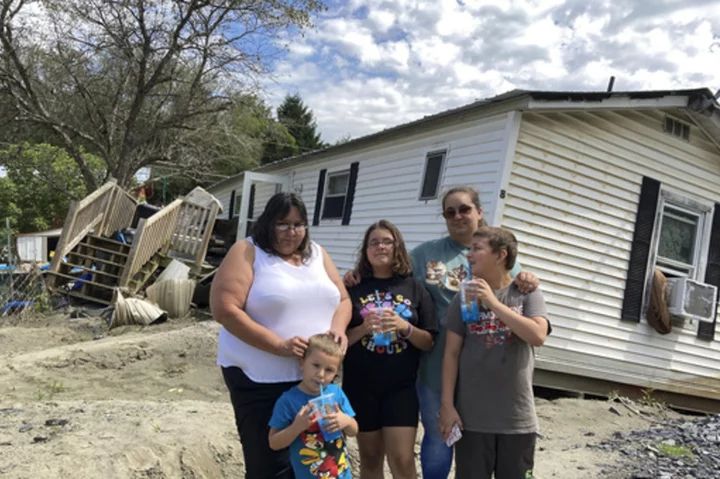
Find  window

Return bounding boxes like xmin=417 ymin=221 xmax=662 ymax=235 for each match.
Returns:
xmin=651 ymin=192 xmax=711 ymax=282
xmin=663 ymin=116 xmax=690 ymax=141
xmin=312 ymin=163 xmax=359 ymax=226
xmin=642 ymin=189 xmax=714 ymax=330
xmin=621 ymin=177 xmax=720 ymax=339
xmin=322 ymin=171 xmax=350 ymax=219
xmin=419 ymin=151 xmax=446 ymax=200
xmin=233 ymin=184 xmax=255 ymax=218
xmin=655 ymin=204 xmax=705 ymax=278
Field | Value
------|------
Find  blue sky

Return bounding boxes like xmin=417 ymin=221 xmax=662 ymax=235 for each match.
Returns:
xmin=262 ymin=0 xmax=720 ymax=143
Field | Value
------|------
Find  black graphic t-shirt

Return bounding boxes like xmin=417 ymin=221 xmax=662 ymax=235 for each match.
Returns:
xmin=343 ymin=276 xmax=438 ymax=389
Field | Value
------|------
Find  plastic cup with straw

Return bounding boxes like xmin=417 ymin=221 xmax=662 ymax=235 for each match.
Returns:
xmin=310 ymin=383 xmax=342 ymax=441
xmin=460 ymin=261 xmax=479 ymax=323
xmin=372 ymin=290 xmax=392 ymax=346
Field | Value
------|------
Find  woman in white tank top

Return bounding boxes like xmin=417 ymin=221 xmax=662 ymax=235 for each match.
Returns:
xmin=211 ymin=192 xmax=351 ymax=479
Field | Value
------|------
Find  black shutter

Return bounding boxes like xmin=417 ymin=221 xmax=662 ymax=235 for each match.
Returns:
xmin=341 ymin=162 xmax=359 ymax=225
xmin=228 ymin=190 xmax=236 ymax=220
xmin=246 ymin=184 xmax=256 ymax=235
xmin=312 ymin=169 xmax=327 ymax=226
xmin=621 ymin=177 xmax=661 ymax=323
xmin=248 ymin=184 xmax=256 ymax=218
xmin=698 ymin=204 xmax=720 ymax=340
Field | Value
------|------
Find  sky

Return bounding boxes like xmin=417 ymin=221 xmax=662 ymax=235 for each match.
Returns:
xmin=263 ymin=0 xmax=720 ymax=143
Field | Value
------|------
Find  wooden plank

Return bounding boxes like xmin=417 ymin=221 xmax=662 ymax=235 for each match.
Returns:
xmin=87 ymin=234 xmax=131 ymax=250
xmin=77 ymin=243 xmax=129 ymax=257
xmin=65 ymin=265 xmax=121 ymax=279
xmin=194 ymin=202 xmax=219 ymax=267
xmin=48 ymin=200 xmax=79 ymax=281
xmin=193 ymin=207 xmax=211 ymax=255
xmin=67 ymin=251 xmax=126 ymax=268
xmin=45 ymin=271 xmax=117 ymax=290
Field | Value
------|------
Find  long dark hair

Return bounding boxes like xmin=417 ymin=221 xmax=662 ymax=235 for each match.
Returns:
xmin=441 ymin=185 xmax=489 ymax=228
xmin=251 ymin=192 xmax=312 ymax=261
xmin=356 ymin=220 xmax=413 ymax=278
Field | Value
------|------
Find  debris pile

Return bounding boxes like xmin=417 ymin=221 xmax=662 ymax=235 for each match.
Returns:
xmin=592 ymin=414 xmax=720 ymax=478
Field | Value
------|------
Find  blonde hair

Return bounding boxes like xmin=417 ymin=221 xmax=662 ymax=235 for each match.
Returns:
xmin=304 ymin=334 xmax=344 ymax=360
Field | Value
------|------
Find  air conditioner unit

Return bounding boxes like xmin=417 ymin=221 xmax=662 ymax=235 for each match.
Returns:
xmin=666 ymin=277 xmax=718 ymax=323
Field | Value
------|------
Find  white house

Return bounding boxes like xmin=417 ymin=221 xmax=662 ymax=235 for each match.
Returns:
xmin=207 ymin=88 xmax=720 ymax=411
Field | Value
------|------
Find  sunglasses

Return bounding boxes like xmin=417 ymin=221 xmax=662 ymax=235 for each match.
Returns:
xmin=442 ymin=204 xmax=475 ymax=219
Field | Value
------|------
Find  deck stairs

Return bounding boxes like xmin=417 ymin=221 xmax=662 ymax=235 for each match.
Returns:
xmin=46 ymin=181 xmax=220 ymax=305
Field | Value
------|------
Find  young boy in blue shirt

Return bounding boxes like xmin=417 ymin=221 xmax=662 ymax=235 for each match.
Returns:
xmin=269 ymin=334 xmax=359 ymax=479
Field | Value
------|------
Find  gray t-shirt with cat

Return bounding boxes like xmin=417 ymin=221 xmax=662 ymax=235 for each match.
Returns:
xmin=445 ymin=283 xmax=549 ymax=434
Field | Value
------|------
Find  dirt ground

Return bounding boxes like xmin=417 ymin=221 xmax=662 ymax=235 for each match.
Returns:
xmin=0 ymin=312 xmax=682 ymax=478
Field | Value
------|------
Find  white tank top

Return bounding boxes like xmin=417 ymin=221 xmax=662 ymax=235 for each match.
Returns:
xmin=216 ymin=239 xmax=341 ymax=382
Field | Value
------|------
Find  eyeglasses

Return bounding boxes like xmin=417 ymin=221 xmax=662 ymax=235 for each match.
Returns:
xmin=368 ymin=239 xmax=395 ymax=248
xmin=275 ymin=223 xmax=307 ymax=232
xmin=442 ymin=204 xmax=474 ymax=219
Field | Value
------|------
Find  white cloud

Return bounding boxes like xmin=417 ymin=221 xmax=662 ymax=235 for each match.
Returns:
xmin=366 ymin=10 xmax=396 ymax=32
xmin=266 ymin=0 xmax=720 ymax=142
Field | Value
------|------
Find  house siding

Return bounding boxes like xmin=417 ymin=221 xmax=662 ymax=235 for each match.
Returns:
xmin=213 ymin=185 xmax=236 ymax=219
xmin=503 ymin=110 xmax=720 ymax=399
xmin=281 ymin=113 xmax=511 ymax=272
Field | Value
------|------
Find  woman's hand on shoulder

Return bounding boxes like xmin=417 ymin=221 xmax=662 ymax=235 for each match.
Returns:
xmin=342 ymin=269 xmax=361 ymax=288
xmin=514 ymin=271 xmax=539 ymax=294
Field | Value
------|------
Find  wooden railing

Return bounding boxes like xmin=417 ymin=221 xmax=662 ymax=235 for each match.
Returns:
xmin=169 ymin=200 xmax=220 ymax=268
xmin=100 ymin=187 xmax=138 ymax=237
xmin=48 ymin=181 xmax=117 ymax=279
xmin=119 ymin=198 xmax=183 ymax=287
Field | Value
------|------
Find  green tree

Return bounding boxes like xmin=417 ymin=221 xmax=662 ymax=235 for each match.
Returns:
xmin=143 ymin=94 xmax=298 ymax=202
xmin=0 ymin=0 xmax=325 ymax=189
xmin=0 ymin=143 xmax=105 ymax=232
xmin=263 ymin=93 xmax=325 ymax=163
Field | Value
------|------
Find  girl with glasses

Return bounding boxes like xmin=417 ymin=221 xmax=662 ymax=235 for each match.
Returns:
xmin=343 ymin=220 xmax=438 ymax=479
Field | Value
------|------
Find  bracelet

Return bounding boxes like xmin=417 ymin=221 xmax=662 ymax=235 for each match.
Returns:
xmin=399 ymin=323 xmax=413 ymax=339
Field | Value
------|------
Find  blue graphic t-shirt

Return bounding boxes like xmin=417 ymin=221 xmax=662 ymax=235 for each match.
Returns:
xmin=269 ymin=384 xmax=355 ymax=479
xmin=343 ymin=275 xmax=438 ymax=389
xmin=411 ymin=236 xmax=522 ymax=392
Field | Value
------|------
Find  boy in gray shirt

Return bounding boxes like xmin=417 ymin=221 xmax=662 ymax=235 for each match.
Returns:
xmin=439 ymin=227 xmax=551 ymax=479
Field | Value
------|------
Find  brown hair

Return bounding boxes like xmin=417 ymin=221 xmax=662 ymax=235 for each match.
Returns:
xmin=356 ymin=220 xmax=413 ymax=278
xmin=304 ymin=334 xmax=344 ymax=361
xmin=472 ymin=226 xmax=518 ymax=270
xmin=441 ymin=185 xmax=489 ymax=228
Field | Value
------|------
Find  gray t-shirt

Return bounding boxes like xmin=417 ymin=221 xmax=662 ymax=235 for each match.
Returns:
xmin=445 ymin=283 xmax=549 ymax=434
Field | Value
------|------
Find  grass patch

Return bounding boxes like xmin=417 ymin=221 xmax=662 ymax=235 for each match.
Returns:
xmin=658 ymin=443 xmax=694 ymax=459
xmin=34 ymin=380 xmax=65 ymax=401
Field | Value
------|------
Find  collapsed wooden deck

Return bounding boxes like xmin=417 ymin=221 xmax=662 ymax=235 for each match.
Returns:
xmin=46 ymin=181 xmax=219 ymax=304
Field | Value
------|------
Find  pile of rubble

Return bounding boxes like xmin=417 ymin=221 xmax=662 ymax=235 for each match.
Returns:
xmin=592 ymin=413 xmax=720 ymax=478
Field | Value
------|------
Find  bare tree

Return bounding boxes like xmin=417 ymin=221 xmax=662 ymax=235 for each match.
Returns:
xmin=0 ymin=0 xmax=324 ymax=189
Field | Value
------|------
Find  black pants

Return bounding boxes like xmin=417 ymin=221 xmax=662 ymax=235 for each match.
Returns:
xmin=455 ymin=431 xmax=536 ymax=479
xmin=222 ymin=367 xmax=299 ymax=479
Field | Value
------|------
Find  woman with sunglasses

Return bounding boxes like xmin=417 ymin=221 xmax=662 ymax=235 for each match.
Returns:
xmin=211 ymin=192 xmax=351 ymax=479
xmin=343 ymin=220 xmax=438 ymax=479
xmin=344 ymin=185 xmax=537 ymax=479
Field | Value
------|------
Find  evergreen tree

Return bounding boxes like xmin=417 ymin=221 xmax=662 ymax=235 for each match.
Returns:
xmin=277 ymin=94 xmax=326 ymax=153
